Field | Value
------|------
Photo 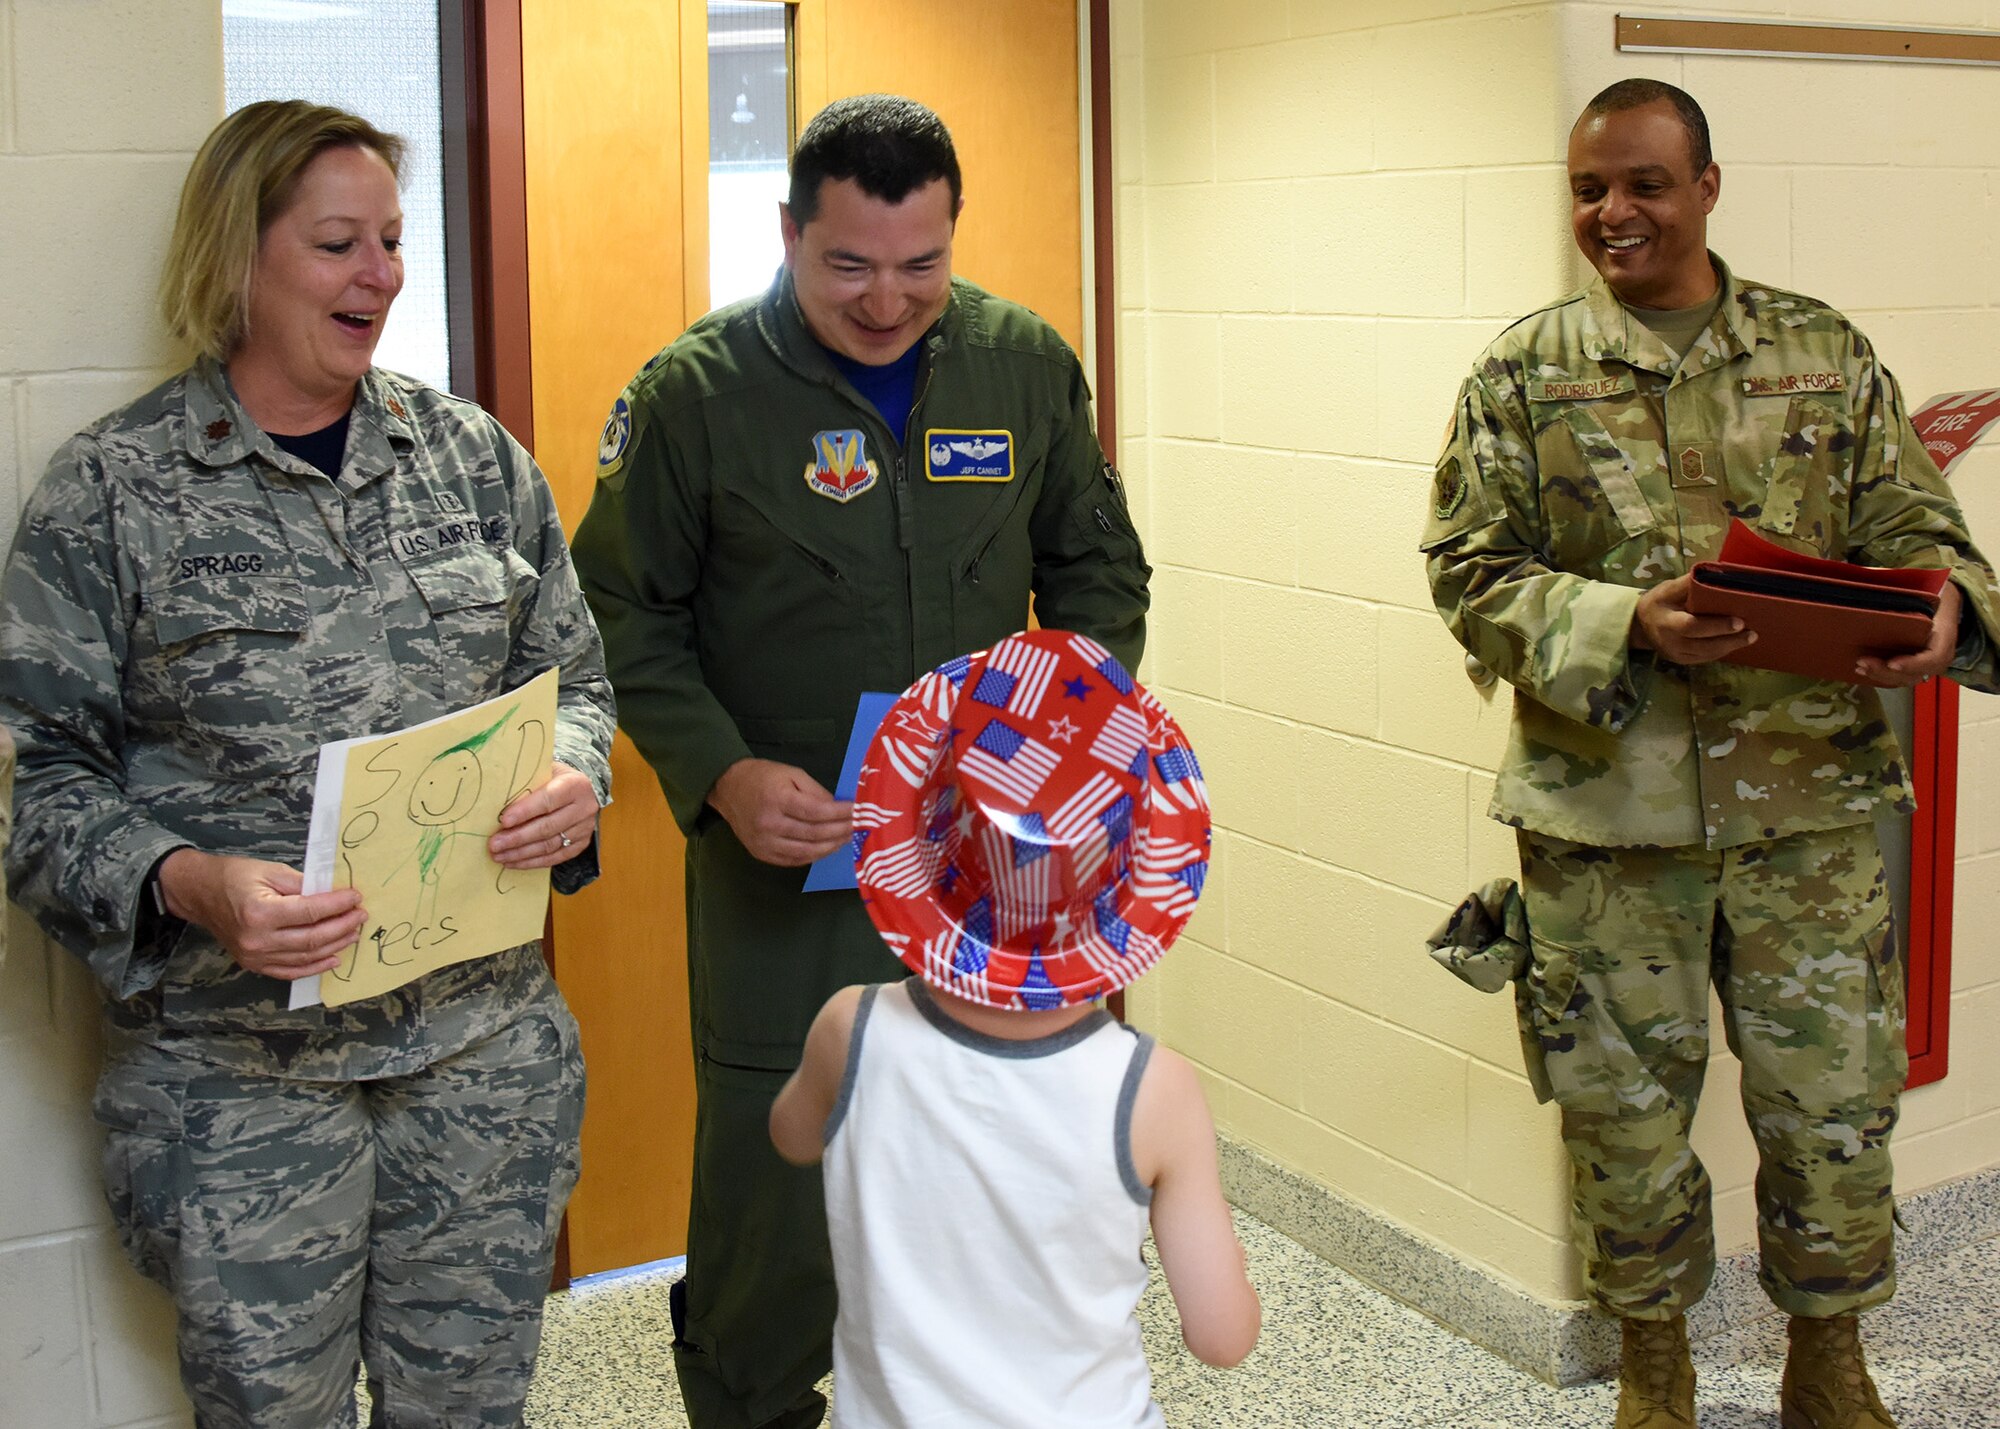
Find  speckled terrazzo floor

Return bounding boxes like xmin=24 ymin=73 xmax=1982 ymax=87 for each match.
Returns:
xmin=520 ymin=1212 xmax=2000 ymax=1428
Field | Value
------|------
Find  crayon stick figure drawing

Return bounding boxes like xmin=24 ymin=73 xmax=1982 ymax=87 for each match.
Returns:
xmin=293 ymin=668 xmax=560 ymax=1009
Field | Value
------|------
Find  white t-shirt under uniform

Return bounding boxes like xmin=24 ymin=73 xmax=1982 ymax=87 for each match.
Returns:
xmin=822 ymin=979 xmax=1163 ymax=1429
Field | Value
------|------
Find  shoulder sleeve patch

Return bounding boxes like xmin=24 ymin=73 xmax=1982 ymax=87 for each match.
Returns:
xmin=1420 ymin=451 xmax=1494 ymax=552
xmin=1434 ymin=457 xmax=1469 ymax=522
xmin=1421 ymin=375 xmax=1519 ymax=551
xmin=596 ymin=394 xmax=634 ymax=490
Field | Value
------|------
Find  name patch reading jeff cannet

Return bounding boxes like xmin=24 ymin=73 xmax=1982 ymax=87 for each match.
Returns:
xmin=1743 ymin=373 xmax=1846 ymax=396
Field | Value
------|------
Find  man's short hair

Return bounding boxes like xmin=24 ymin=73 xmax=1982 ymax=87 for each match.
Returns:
xmin=787 ymin=94 xmax=961 ymax=225
xmin=1578 ymin=79 xmax=1712 ymax=175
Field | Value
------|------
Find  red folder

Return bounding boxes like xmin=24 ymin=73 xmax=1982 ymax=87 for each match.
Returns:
xmin=1685 ymin=521 xmax=1947 ymax=683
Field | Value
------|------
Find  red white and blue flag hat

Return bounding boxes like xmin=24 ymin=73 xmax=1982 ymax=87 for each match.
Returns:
xmin=854 ymin=629 xmax=1211 ymax=1010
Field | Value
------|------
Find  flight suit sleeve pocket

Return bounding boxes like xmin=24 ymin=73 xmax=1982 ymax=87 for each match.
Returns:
xmin=1065 ymin=468 xmax=1141 ymax=558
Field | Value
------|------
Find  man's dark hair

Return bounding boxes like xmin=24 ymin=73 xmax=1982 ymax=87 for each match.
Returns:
xmin=787 ymin=94 xmax=961 ymax=225
xmin=1579 ymin=78 xmax=1712 ymax=174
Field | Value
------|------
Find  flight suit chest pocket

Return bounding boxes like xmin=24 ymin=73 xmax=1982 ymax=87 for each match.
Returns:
xmin=1534 ymin=399 xmax=1660 ymax=573
xmin=401 ymin=545 xmax=524 ymax=692
xmin=152 ymin=575 xmax=314 ymax=783
xmin=1753 ymin=395 xmax=1851 ymax=556
xmin=920 ymin=413 xmax=1049 ymax=549
xmin=717 ymin=488 xmax=850 ymax=584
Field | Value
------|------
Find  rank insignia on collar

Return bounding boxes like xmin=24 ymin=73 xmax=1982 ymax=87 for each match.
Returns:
xmin=806 ymin=429 xmax=879 ymax=502
xmin=387 ymin=398 xmax=408 ymax=420
xmin=205 ymin=418 xmax=232 ymax=441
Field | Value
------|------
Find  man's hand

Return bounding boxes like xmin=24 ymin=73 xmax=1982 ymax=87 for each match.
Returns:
xmin=490 ymin=761 xmax=601 ymax=868
xmin=158 ymin=848 xmax=366 ymax=980
xmin=1857 ymin=579 xmax=1962 ymax=689
xmin=1630 ymin=573 xmax=1758 ymax=665
xmin=708 ymin=758 xmax=853 ymax=867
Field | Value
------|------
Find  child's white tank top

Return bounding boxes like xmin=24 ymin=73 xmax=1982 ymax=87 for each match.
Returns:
xmin=822 ymin=979 xmax=1163 ymax=1429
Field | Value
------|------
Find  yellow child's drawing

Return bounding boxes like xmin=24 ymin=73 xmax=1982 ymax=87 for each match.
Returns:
xmin=313 ymin=668 xmax=559 ymax=1007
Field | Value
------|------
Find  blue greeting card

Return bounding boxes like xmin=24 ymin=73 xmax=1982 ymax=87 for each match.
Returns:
xmin=802 ymin=690 xmax=896 ymax=892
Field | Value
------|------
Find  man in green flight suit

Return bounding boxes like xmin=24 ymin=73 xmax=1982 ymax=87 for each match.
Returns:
xmin=571 ymin=94 xmax=1149 ymax=1429
xmin=1424 ymin=80 xmax=2000 ymax=1429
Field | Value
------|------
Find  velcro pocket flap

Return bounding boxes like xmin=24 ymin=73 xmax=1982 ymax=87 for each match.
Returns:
xmin=405 ymin=548 xmax=509 ymax=614
xmin=153 ymin=578 xmax=307 ymax=646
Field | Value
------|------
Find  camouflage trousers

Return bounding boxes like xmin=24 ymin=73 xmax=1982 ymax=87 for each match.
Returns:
xmin=1517 ymin=822 xmax=1905 ymax=1321
xmin=94 ymin=999 xmax=585 ymax=1428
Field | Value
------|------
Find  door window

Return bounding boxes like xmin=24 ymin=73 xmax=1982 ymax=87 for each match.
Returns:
xmin=223 ymin=0 xmax=454 ymax=394
xmin=707 ymin=1 xmax=796 ymax=312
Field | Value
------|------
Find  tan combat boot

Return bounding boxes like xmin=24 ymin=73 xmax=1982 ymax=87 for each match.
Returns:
xmin=1614 ymin=1315 xmax=1695 ymax=1429
xmin=1780 ymin=1315 xmax=1897 ymax=1429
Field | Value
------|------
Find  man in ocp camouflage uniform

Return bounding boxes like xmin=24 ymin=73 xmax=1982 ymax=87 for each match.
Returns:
xmin=1424 ymin=80 xmax=2000 ymax=1429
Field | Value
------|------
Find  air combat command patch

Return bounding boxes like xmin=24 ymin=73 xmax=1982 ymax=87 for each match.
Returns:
xmin=806 ymin=429 xmax=880 ymax=503
xmin=924 ymin=429 xmax=1014 ymax=482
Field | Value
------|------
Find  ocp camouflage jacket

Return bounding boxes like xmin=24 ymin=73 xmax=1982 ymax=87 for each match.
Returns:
xmin=1424 ymin=258 xmax=2000 ymax=850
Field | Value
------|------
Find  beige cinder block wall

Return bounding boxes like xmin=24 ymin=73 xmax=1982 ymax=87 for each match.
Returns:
xmin=0 ymin=2 xmax=222 ymax=1424
xmin=1113 ymin=0 xmax=2000 ymax=1306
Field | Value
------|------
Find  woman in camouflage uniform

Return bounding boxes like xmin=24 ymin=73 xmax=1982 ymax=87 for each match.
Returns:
xmin=0 ymin=102 xmax=615 ymax=1427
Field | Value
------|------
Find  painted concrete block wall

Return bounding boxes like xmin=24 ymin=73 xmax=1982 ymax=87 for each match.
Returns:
xmin=0 ymin=2 xmax=221 ymax=1424
xmin=1115 ymin=0 xmax=2000 ymax=1305
xmin=1114 ymin=0 xmax=1586 ymax=1303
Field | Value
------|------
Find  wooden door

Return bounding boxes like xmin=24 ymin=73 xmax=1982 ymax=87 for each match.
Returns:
xmin=805 ymin=0 xmax=1084 ymax=352
xmin=521 ymin=0 xmax=708 ymax=1279
xmin=520 ymin=0 xmax=1084 ymax=1277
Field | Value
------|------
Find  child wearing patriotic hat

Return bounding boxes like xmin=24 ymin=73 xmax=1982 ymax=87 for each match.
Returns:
xmin=770 ymin=629 xmax=1261 ymax=1427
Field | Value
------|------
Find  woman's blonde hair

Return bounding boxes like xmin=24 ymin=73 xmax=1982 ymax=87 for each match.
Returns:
xmin=161 ymin=100 xmax=406 ymax=362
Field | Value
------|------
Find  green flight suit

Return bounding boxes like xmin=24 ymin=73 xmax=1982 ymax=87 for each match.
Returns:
xmin=571 ymin=271 xmax=1149 ymax=1427
xmin=1423 ymin=257 xmax=2000 ymax=1320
